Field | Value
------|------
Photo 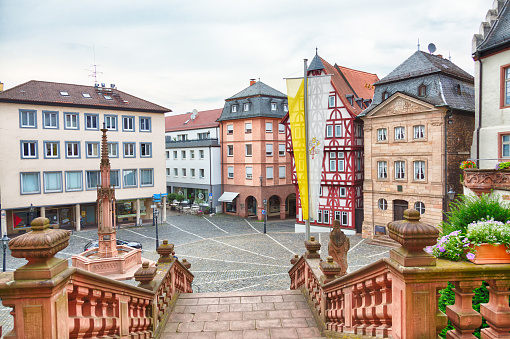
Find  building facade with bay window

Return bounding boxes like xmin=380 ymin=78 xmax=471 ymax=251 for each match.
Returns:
xmin=0 ymin=80 xmax=169 ymax=235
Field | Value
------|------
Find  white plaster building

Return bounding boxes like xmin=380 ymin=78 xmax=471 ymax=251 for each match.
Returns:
xmin=165 ymin=109 xmax=222 ymax=212
xmin=0 ymin=80 xmax=170 ymax=235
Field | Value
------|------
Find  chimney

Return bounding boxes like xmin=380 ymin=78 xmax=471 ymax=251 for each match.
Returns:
xmin=0 ymin=82 xmax=3 ymax=92
xmin=250 ymin=79 xmax=256 ymax=86
xmin=437 ymin=54 xmax=443 ymax=59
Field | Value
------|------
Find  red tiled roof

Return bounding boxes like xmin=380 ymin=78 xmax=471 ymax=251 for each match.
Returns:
xmin=0 ymin=80 xmax=171 ymax=113
xmin=165 ymin=108 xmax=222 ymax=132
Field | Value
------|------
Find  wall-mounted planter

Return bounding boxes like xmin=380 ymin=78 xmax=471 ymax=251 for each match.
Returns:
xmin=469 ymin=243 xmax=510 ymax=264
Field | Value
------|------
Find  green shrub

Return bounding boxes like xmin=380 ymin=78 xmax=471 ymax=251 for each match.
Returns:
xmin=440 ymin=194 xmax=510 ymax=235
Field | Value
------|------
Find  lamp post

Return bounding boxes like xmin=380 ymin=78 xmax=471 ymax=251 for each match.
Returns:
xmin=263 ymin=199 xmax=267 ymax=234
xmin=2 ymin=234 xmax=9 ymax=272
xmin=447 ymin=188 xmax=455 ymax=201
xmin=154 ymin=209 xmax=160 ymax=248
xmin=28 ymin=203 xmax=35 ymax=225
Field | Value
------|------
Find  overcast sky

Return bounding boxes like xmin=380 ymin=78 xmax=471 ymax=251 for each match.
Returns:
xmin=0 ymin=0 xmax=491 ymax=114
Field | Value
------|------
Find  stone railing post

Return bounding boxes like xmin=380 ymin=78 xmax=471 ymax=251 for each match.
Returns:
xmin=134 ymin=262 xmax=157 ymax=290
xmin=0 ymin=217 xmax=72 ymax=339
xmin=156 ymin=239 xmax=174 ymax=263
xmin=387 ymin=209 xmax=447 ymax=339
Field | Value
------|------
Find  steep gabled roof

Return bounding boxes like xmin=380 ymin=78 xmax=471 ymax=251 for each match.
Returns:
xmin=475 ymin=0 xmax=510 ymax=54
xmin=0 ymin=80 xmax=170 ymax=113
xmin=308 ymin=54 xmax=325 ymax=72
xmin=375 ymin=51 xmax=473 ymax=86
xmin=165 ymin=108 xmax=222 ymax=132
xmin=227 ymin=81 xmax=286 ymax=100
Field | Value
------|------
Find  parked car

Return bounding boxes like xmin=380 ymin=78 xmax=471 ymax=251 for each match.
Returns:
xmin=84 ymin=239 xmax=142 ymax=251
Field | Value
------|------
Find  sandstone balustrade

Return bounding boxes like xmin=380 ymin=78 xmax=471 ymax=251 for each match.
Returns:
xmin=0 ymin=217 xmax=193 ymax=339
xmin=289 ymin=209 xmax=510 ymax=338
xmin=463 ymin=168 xmax=510 ymax=196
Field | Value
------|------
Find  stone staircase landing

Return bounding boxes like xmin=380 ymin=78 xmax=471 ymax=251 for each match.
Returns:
xmin=162 ymin=290 xmax=323 ymax=339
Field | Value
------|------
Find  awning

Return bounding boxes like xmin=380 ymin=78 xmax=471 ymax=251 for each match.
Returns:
xmin=218 ymin=192 xmax=239 ymax=202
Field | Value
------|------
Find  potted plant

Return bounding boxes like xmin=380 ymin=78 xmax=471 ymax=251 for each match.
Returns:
xmin=495 ymin=161 xmax=510 ymax=170
xmin=426 ymin=230 xmax=469 ymax=261
xmin=465 ymin=219 xmax=510 ymax=264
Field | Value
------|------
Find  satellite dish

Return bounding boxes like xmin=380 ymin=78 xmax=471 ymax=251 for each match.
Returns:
xmin=191 ymin=109 xmax=198 ymax=120
xmin=428 ymin=43 xmax=436 ymax=54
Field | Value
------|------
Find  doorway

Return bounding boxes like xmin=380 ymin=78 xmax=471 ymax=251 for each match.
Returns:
xmin=393 ymin=200 xmax=408 ymax=221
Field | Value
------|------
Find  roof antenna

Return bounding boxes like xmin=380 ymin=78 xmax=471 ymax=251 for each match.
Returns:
xmin=448 ymin=50 xmax=451 ymax=61
xmin=86 ymin=44 xmax=103 ymax=85
xmin=417 ymin=38 xmax=420 ymax=51
xmin=316 ymin=47 xmax=318 ymax=55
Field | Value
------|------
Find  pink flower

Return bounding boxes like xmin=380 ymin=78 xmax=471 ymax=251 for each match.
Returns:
xmin=466 ymin=253 xmax=475 ymax=260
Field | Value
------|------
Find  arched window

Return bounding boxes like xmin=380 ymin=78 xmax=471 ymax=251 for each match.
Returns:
xmin=382 ymin=91 xmax=389 ymax=100
xmin=415 ymin=201 xmax=425 ymax=214
xmin=418 ymin=84 xmax=427 ymax=97
xmin=378 ymin=198 xmax=388 ymax=211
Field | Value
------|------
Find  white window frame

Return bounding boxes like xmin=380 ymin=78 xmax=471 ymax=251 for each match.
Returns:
xmin=395 ymin=127 xmax=405 ymax=140
xmin=415 ymin=201 xmax=426 ymax=214
xmin=123 ymin=116 xmax=134 ymax=132
xmin=227 ymin=145 xmax=234 ymax=156
xmin=279 ymin=123 xmax=285 ymax=133
xmin=190 ymin=150 xmax=195 ymax=159
xmin=181 ymin=150 xmax=186 ymax=159
xmin=413 ymin=125 xmax=425 ymax=139
xmin=108 ymin=142 xmax=118 ymax=158
xmin=279 ymin=166 xmax=285 ymax=179
xmin=378 ymin=198 xmax=388 ymax=211
xmin=66 ymin=142 xmax=80 ymax=158
xmin=45 ymin=141 xmax=59 ymax=159
xmin=190 ymin=168 xmax=196 ymax=178
xmin=20 ymin=172 xmax=40 ymax=194
xmin=64 ymin=113 xmax=78 ymax=129
xmin=105 ymin=115 xmax=117 ymax=130
xmin=335 ymin=124 xmax=342 ymax=137
xmin=231 ymin=105 xmax=237 ymax=113
xmin=199 ymin=169 xmax=205 ymax=178
xmin=182 ymin=168 xmax=187 ymax=177
xmin=245 ymin=123 xmax=252 ymax=133
xmin=245 ymin=144 xmax=252 ymax=157
xmin=377 ymin=128 xmax=387 ymax=142
xmin=279 ymin=144 xmax=285 ymax=156
xmin=266 ymin=144 xmax=273 ymax=156
xmin=341 ymin=211 xmax=348 ymax=225
xmin=243 ymin=103 xmax=249 ymax=111
xmin=228 ymin=166 xmax=234 ymax=179
xmin=199 ymin=150 xmax=205 ymax=159
xmin=43 ymin=111 xmax=58 ymax=129
xmin=43 ymin=171 xmax=63 ymax=193
xmin=140 ymin=143 xmax=151 ymax=157
xmin=173 ymin=168 xmax=178 ymax=177
xmin=377 ymin=161 xmax=387 ymax=179
xmin=123 ymin=143 xmax=135 ymax=158
xmin=139 ymin=117 xmax=151 ymax=132
xmin=227 ymin=124 xmax=233 ymax=134
xmin=123 ymin=169 xmax=137 ymax=188
xmin=85 ymin=114 xmax=99 ymax=130
xmin=246 ymin=166 xmax=253 ymax=179
xmin=414 ymin=161 xmax=425 ymax=180
xmin=335 ymin=211 xmax=341 ymax=220
xmin=324 ymin=210 xmax=330 ymax=225
xmin=337 ymin=152 xmax=345 ymax=172
xmin=266 ymin=122 xmax=273 ymax=133
xmin=65 ymin=171 xmax=82 ymax=192
xmin=86 ymin=142 xmax=99 ymax=158
xmin=339 ymin=187 xmax=347 ymax=197
xmin=328 ymin=95 xmax=336 ymax=108
xmin=20 ymin=110 xmax=37 ymax=128
xmin=326 ymin=125 xmax=333 ymax=138
xmin=266 ymin=166 xmax=273 ymax=179
xmin=395 ymin=161 xmax=406 ymax=179
xmin=85 ymin=170 xmax=101 ymax=190
xmin=173 ymin=151 xmax=178 ymax=159
xmin=271 ymin=102 xmax=277 ymax=111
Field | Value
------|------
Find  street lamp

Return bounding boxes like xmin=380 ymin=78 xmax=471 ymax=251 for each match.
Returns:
xmin=2 ymin=234 xmax=9 ymax=272
xmin=263 ymin=199 xmax=267 ymax=234
xmin=447 ymin=188 xmax=455 ymax=201
xmin=28 ymin=203 xmax=35 ymax=225
xmin=154 ymin=209 xmax=160 ymax=248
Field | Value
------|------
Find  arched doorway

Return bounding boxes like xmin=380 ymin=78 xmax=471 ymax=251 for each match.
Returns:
xmin=286 ymin=193 xmax=296 ymax=217
xmin=393 ymin=199 xmax=408 ymax=221
xmin=246 ymin=196 xmax=257 ymax=217
xmin=268 ymin=195 xmax=281 ymax=217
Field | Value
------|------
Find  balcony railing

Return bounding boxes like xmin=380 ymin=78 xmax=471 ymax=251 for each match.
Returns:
xmin=463 ymin=168 xmax=510 ymax=195
xmin=165 ymin=137 xmax=219 ymax=148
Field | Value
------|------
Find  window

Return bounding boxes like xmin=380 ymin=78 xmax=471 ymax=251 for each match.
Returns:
xmin=20 ymin=141 xmax=37 ymax=159
xmin=177 ymin=134 xmax=188 ymax=141
xmin=228 ymin=166 xmax=234 ymax=178
xmin=284 ymin=104 xmax=288 ymax=112
xmin=243 ymin=103 xmax=249 ymax=111
xmin=246 ymin=144 xmax=252 ymax=156
xmin=335 ymin=124 xmax=342 ymax=137
xmin=382 ymin=91 xmax=389 ymax=100
xmin=166 ymin=168 xmax=170 ymax=176
xmin=317 ymin=210 xmax=322 ymax=223
xmin=266 ymin=144 xmax=273 ymax=156
xmin=267 ymin=166 xmax=273 ymax=179
xmin=395 ymin=127 xmax=405 ymax=140
xmin=65 ymin=171 xmax=82 ymax=191
xmin=123 ymin=169 xmax=137 ymax=188
xmin=337 ymin=152 xmax=345 ymax=172
xmin=21 ymin=172 xmax=40 ymax=194
xmin=279 ymin=166 xmax=285 ymax=178
xmin=199 ymin=169 xmax=205 ymax=178
xmin=43 ymin=111 xmax=58 ymax=129
xmin=279 ymin=123 xmax=285 ymax=133
xmin=335 ymin=211 xmax=341 ymax=221
xmin=328 ymin=95 xmax=336 ymax=108
xmin=324 ymin=210 xmax=330 ymax=224
xmin=341 ymin=212 xmax=348 ymax=225
xmin=64 ymin=113 xmax=79 ymax=130
xmin=123 ymin=142 xmax=135 ymax=157
xmin=413 ymin=125 xmax=425 ymax=139
xmin=377 ymin=128 xmax=387 ymax=142
xmin=505 ymin=67 xmax=510 ymax=106
xmin=279 ymin=144 xmax=285 ymax=156
xmin=395 ymin=161 xmax=405 ymax=179
xmin=86 ymin=170 xmax=100 ymax=190
xmin=86 ymin=142 xmax=100 ymax=158
xmin=122 ymin=116 xmax=135 ymax=132
xmin=85 ymin=114 xmax=99 ymax=130
xmin=82 ymin=93 xmax=91 ymax=98
xmin=378 ymin=198 xmax=388 ymax=211
xmin=166 ymin=151 xmax=170 ymax=159
xmin=227 ymin=145 xmax=234 ymax=156
xmin=245 ymin=123 xmax=252 ymax=133
xmin=231 ymin=105 xmax=238 ymax=113
xmin=356 ymin=152 xmax=361 ymax=171
xmin=246 ymin=166 xmax=253 ymax=179
xmin=190 ymin=150 xmax=195 ymax=159
xmin=326 ymin=125 xmax=333 ymax=138
xmin=140 ymin=117 xmax=151 ymax=132
xmin=191 ymin=168 xmax=196 ymax=177
xmin=418 ymin=84 xmax=427 ymax=97
xmin=110 ymin=170 xmax=120 ymax=188
xmin=227 ymin=124 xmax=233 ymax=134
xmin=377 ymin=161 xmax=387 ymax=179
xmin=198 ymin=132 xmax=210 ymax=140
xmin=104 ymin=95 xmax=112 ymax=100
xmin=140 ymin=169 xmax=154 ymax=187
xmin=105 ymin=115 xmax=117 ymax=131
xmin=340 ymin=187 xmax=347 ymax=197
xmin=20 ymin=110 xmax=37 ymax=128
xmin=173 ymin=151 xmax=178 ymax=159
xmin=414 ymin=161 xmax=425 ymax=180
xmin=182 ymin=168 xmax=187 ymax=177
xmin=502 ymin=135 xmax=510 ymax=157
xmin=60 ymin=91 xmax=69 ymax=96
xmin=329 ymin=152 xmax=336 ymax=172
xmin=174 ymin=168 xmax=178 ymax=177
xmin=43 ymin=172 xmax=62 ymax=193
xmin=415 ymin=201 xmax=426 ymax=214
xmin=66 ymin=142 xmax=80 ymax=158
xmin=319 ymin=186 xmax=323 ymax=196
xmin=108 ymin=142 xmax=118 ymax=158
xmin=181 ymin=150 xmax=186 ymax=159
xmin=44 ymin=141 xmax=59 ymax=159
xmin=199 ymin=150 xmax=205 ymax=159
xmin=266 ymin=122 xmax=273 ymax=133
xmin=271 ymin=102 xmax=277 ymax=111
xmin=140 ymin=143 xmax=152 ymax=157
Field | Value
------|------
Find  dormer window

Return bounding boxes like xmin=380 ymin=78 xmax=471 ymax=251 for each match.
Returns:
xmin=418 ymin=84 xmax=427 ymax=97
xmin=231 ymin=104 xmax=238 ymax=113
xmin=345 ymin=94 xmax=354 ymax=106
xmin=243 ymin=103 xmax=249 ymax=112
xmin=455 ymin=84 xmax=462 ymax=95
xmin=82 ymin=93 xmax=91 ymax=98
xmin=355 ymin=98 xmax=363 ymax=108
xmin=271 ymin=102 xmax=277 ymax=111
xmin=382 ymin=91 xmax=389 ymax=101
xmin=60 ymin=91 xmax=69 ymax=96
xmin=283 ymin=104 xmax=288 ymax=112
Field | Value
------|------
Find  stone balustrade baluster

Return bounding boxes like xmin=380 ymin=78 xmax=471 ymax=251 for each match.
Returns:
xmin=351 ymin=284 xmax=362 ymax=334
xmin=129 ymin=297 xmax=137 ymax=333
xmin=91 ymin=289 xmax=103 ymax=336
xmin=480 ymin=279 xmax=510 ymax=338
xmin=446 ymin=280 xmax=482 ymax=338
xmin=365 ymin=278 xmax=381 ymax=336
xmin=357 ymin=281 xmax=371 ymax=335
xmin=375 ymin=273 xmax=392 ymax=338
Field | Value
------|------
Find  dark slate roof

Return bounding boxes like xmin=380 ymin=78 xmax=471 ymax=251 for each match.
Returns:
xmin=218 ymin=81 xmax=287 ymax=122
xmin=360 ymin=53 xmax=474 ymax=117
xmin=0 ymin=80 xmax=170 ymax=113
xmin=375 ymin=51 xmax=473 ymax=86
xmin=308 ymin=54 xmax=325 ymax=72
xmin=227 ymin=81 xmax=286 ymax=100
xmin=477 ymin=0 xmax=510 ymax=53
xmin=165 ymin=108 xmax=222 ymax=132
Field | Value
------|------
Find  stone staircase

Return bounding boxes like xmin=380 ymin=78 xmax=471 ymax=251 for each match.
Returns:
xmin=365 ymin=234 xmax=400 ymax=248
xmin=161 ymin=289 xmax=324 ymax=339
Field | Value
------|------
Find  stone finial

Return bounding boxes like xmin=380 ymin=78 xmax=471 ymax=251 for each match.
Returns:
xmin=156 ymin=239 xmax=175 ymax=263
xmin=304 ymin=236 xmax=321 ymax=259
xmin=387 ymin=209 xmax=439 ymax=267
xmin=320 ymin=256 xmax=342 ymax=284
xmin=181 ymin=259 xmax=191 ymax=270
xmin=134 ymin=261 xmax=157 ymax=290
xmin=291 ymin=254 xmax=299 ymax=265
xmin=9 ymin=217 xmax=70 ymax=280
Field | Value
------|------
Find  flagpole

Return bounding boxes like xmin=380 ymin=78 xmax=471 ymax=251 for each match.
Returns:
xmin=304 ymin=59 xmax=311 ymax=241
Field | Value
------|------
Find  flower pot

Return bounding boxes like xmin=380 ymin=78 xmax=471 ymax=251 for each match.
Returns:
xmin=468 ymin=243 xmax=510 ymax=264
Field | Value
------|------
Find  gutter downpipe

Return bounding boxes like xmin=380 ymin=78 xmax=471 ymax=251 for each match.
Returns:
xmin=476 ymin=56 xmax=483 ymax=168
xmin=444 ymin=108 xmax=452 ymax=221
xmin=304 ymin=59 xmax=311 ymax=241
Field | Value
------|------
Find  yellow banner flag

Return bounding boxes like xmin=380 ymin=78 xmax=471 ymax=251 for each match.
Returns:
xmin=286 ymin=78 xmax=308 ymax=220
